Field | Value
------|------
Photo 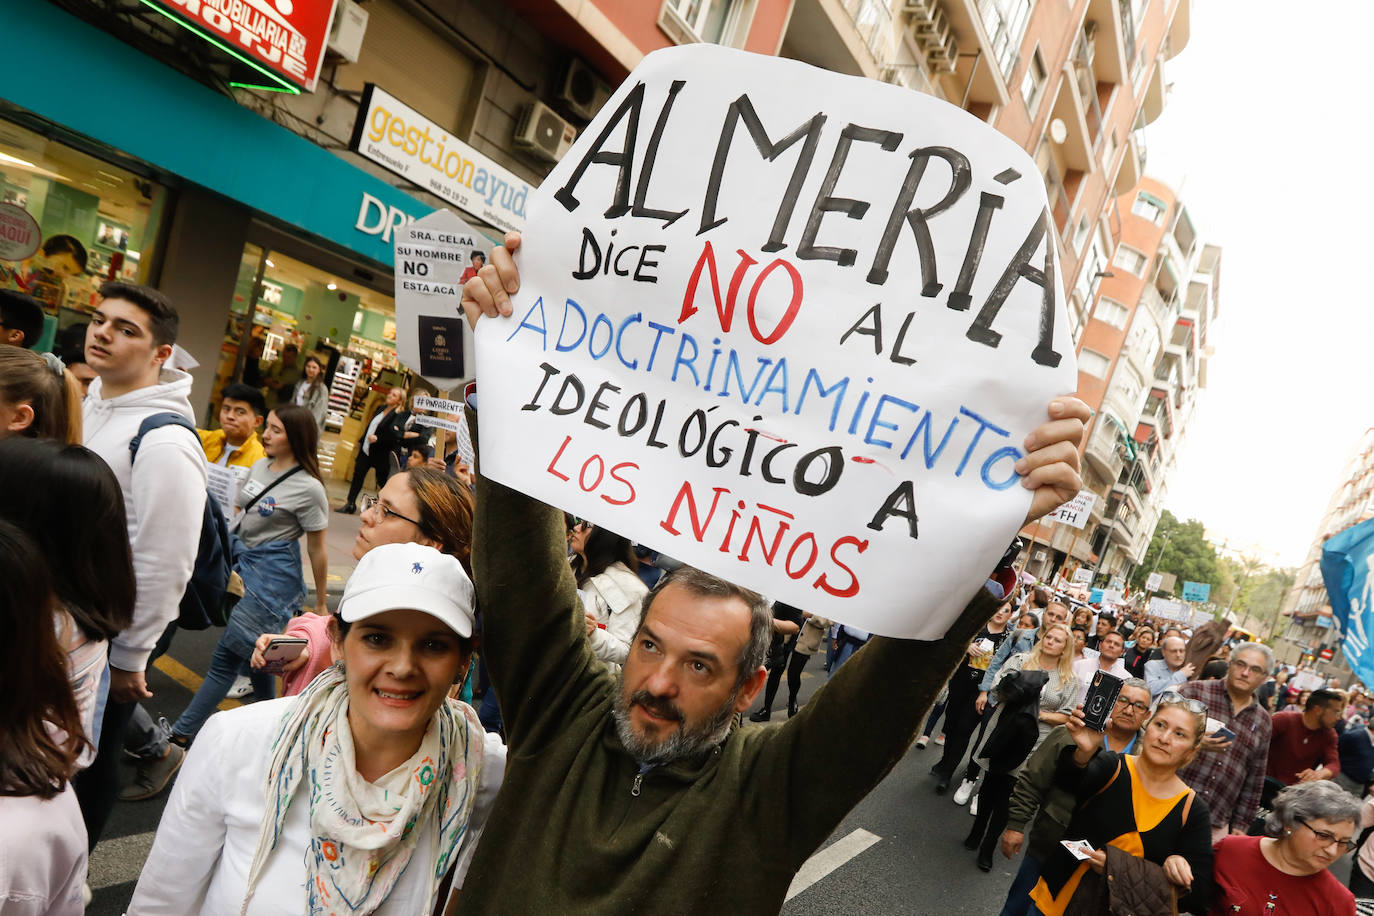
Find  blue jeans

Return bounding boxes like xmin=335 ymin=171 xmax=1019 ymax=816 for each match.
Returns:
xmin=172 ymin=538 xmax=303 ymax=739
xmin=171 ymin=590 xmax=286 ymax=738
xmin=997 ymin=854 xmax=1043 ymax=916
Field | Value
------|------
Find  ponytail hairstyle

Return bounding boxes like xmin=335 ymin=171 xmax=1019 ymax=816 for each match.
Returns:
xmin=0 ymin=346 xmax=83 ymax=444
xmin=0 ymin=520 xmax=86 ymax=797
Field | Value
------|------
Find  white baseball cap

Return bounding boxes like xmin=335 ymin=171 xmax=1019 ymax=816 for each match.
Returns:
xmin=339 ymin=542 xmax=475 ymax=638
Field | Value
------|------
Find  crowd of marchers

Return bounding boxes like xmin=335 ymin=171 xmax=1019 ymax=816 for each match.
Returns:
xmin=0 ymin=236 xmax=1369 ymax=916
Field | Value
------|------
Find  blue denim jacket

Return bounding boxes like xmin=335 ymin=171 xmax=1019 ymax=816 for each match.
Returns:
xmin=231 ymin=534 xmax=305 ymax=617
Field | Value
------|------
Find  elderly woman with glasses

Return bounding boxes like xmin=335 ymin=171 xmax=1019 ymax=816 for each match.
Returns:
xmin=1210 ymin=780 xmax=1359 ymax=915
xmin=1027 ymin=691 xmax=1215 ymax=915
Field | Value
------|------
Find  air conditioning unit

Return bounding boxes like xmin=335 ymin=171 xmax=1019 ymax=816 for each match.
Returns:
xmin=902 ymin=0 xmax=940 ymax=23
xmin=557 ymin=58 xmax=613 ymax=121
xmin=514 ymin=101 xmax=577 ymax=163
xmin=926 ymin=36 xmax=959 ymax=73
xmin=327 ymin=0 xmax=368 ymax=64
xmin=914 ymin=9 xmax=950 ymax=49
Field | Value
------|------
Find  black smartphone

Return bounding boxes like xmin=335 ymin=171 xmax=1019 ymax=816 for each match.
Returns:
xmin=1081 ymin=671 xmax=1124 ymax=732
xmin=418 ymin=315 xmax=465 ymax=378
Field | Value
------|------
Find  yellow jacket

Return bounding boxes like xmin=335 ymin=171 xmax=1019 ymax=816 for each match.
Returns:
xmin=197 ymin=428 xmax=266 ymax=467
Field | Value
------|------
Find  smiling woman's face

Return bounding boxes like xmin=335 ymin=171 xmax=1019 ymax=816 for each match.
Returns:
xmin=336 ymin=608 xmax=468 ymax=753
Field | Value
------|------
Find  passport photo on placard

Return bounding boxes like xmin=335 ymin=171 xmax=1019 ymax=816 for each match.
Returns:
xmin=418 ymin=316 xmax=465 ymax=379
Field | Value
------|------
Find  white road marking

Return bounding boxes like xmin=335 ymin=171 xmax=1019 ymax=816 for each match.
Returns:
xmin=88 ymin=830 xmax=157 ymax=890
xmin=786 ymin=827 xmax=882 ymax=900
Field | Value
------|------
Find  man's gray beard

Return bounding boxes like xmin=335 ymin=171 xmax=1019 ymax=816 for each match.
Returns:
xmin=612 ymin=668 xmax=739 ymax=766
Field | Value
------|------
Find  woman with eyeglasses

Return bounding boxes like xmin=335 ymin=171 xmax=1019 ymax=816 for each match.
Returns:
xmin=252 ymin=467 xmax=475 ymax=697
xmin=1210 ymin=780 xmax=1358 ymax=915
xmin=1027 ymin=691 xmax=1215 ymax=915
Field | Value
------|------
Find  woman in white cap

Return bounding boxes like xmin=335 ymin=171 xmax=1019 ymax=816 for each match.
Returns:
xmin=127 ymin=542 xmax=505 ymax=915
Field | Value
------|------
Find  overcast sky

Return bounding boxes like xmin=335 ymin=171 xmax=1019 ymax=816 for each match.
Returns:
xmin=1140 ymin=0 xmax=1373 ymax=567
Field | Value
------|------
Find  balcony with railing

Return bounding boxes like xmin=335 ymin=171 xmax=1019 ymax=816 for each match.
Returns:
xmin=782 ymin=0 xmax=892 ymax=79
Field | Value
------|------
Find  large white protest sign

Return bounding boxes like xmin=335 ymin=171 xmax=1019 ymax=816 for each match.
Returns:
xmin=1047 ymin=490 xmax=1096 ymax=529
xmin=1146 ymin=572 xmax=1163 ymax=592
xmin=394 ymin=210 xmax=481 ymax=390
xmin=474 ymin=46 xmax=1076 ymax=638
xmin=1149 ymin=596 xmax=1189 ymax=623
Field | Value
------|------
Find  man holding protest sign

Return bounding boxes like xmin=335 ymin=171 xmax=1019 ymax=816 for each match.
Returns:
xmin=452 ymin=232 xmax=1088 ymax=914
xmin=447 ymin=45 xmax=1089 ymax=912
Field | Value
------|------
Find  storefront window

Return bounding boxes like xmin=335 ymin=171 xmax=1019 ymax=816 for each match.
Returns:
xmin=0 ymin=118 xmax=168 ymax=340
xmin=210 ymin=245 xmax=407 ymax=481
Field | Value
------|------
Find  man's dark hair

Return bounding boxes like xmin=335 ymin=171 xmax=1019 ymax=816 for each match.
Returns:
xmin=42 ymin=234 xmax=88 ymax=271
xmin=283 ymin=343 xmax=299 ymax=353
xmin=98 ymin=281 xmax=178 ymax=347
xmin=1308 ymin=688 xmax=1345 ymax=712
xmin=1030 ymin=586 xmax=1051 ymax=609
xmin=639 ymin=566 xmax=771 ymax=690
xmin=0 ymin=290 xmax=45 ymax=348
xmin=219 ymin=382 xmax=267 ymax=418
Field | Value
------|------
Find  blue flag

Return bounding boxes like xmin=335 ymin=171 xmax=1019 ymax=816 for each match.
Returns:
xmin=1319 ymin=517 xmax=1374 ymax=685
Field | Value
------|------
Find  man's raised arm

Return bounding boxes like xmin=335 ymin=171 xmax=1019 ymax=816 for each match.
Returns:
xmin=464 ymin=235 xmax=612 ymax=752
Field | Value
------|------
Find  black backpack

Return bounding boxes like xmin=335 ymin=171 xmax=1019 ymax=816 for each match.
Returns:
xmin=129 ymin=412 xmax=233 ymax=630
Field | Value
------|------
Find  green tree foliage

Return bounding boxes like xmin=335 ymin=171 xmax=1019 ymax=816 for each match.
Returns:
xmin=1130 ymin=510 xmax=1223 ymax=593
xmin=1236 ymin=567 xmax=1296 ymax=632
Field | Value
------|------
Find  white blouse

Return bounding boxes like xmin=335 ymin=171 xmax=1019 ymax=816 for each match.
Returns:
xmin=127 ymin=696 xmax=506 ymax=915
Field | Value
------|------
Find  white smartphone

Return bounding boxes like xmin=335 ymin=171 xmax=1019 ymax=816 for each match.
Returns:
xmin=260 ymin=636 xmax=308 ymax=675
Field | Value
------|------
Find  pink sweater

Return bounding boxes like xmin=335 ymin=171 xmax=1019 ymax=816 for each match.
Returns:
xmin=282 ymin=612 xmax=337 ymax=696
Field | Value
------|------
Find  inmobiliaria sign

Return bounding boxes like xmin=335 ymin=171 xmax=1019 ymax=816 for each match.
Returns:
xmin=149 ymin=0 xmax=339 ymax=91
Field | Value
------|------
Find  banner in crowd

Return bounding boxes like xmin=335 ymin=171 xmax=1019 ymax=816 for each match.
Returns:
xmin=1181 ymin=580 xmax=1211 ymax=602
xmin=474 ymin=45 xmax=1076 ymax=638
xmin=1321 ymin=517 xmax=1374 ymax=687
xmin=1149 ymin=596 xmax=1189 ymax=623
xmin=1145 ymin=571 xmax=1163 ymax=592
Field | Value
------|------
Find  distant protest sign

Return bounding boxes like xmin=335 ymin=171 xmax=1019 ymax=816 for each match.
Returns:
xmin=1149 ymin=597 xmax=1189 ymax=623
xmin=1047 ymin=490 xmax=1096 ymax=529
xmin=474 ymin=46 xmax=1076 ymax=638
xmin=394 ymin=210 xmax=482 ymax=390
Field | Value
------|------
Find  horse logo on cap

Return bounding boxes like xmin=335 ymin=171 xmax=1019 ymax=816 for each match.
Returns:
xmin=412 ymin=562 xmax=424 ymax=574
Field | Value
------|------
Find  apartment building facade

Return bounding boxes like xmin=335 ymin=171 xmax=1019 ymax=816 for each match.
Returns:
xmin=1021 ymin=174 xmax=1220 ymax=586
xmin=1279 ymin=429 xmax=1374 ymax=664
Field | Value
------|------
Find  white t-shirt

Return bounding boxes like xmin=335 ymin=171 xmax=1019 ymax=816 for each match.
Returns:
xmin=128 ymin=697 xmax=506 ymax=915
xmin=1072 ymin=654 xmax=1130 ymax=707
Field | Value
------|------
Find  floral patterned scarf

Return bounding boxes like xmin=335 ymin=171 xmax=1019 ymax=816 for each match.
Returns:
xmin=240 ymin=663 xmax=484 ymax=915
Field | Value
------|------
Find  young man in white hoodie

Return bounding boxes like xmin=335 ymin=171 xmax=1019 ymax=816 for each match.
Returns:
xmin=72 ymin=282 xmax=207 ymax=847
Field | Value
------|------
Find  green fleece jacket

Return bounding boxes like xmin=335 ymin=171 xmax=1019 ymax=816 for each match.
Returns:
xmin=1005 ymin=725 xmax=1142 ymax=864
xmin=456 ymin=446 xmax=1002 ymax=914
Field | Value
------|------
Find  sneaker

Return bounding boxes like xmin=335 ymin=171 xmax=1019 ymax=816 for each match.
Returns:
xmin=915 ymin=735 xmax=930 ymax=749
xmin=953 ymin=779 xmax=977 ymax=806
xmin=934 ymin=734 xmax=946 ymax=746
xmin=118 ymin=744 xmax=186 ymax=802
xmin=969 ymin=795 xmax=979 ymax=816
xmin=227 ymin=675 xmax=254 ymax=700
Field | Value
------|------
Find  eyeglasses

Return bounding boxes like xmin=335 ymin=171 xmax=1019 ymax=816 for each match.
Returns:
xmin=1295 ymin=818 xmax=1358 ymax=853
xmin=1115 ymin=697 xmax=1151 ymax=714
xmin=1229 ymin=659 xmax=1267 ymax=676
xmin=1154 ymin=692 xmax=1209 ymax=716
xmin=360 ymin=495 xmax=423 ymax=529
